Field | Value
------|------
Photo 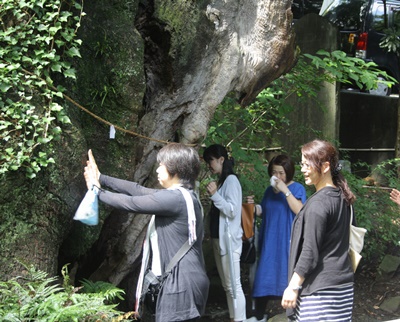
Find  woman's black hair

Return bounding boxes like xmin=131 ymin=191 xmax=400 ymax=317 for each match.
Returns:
xmin=157 ymin=143 xmax=200 ymax=189
xmin=268 ymin=154 xmax=295 ymax=183
xmin=203 ymin=144 xmax=236 ymax=187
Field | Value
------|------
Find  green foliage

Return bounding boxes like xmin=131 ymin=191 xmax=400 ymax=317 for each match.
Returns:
xmin=0 ymin=0 xmax=84 ymax=178
xmin=93 ymin=31 xmax=112 ymax=58
xmin=79 ymin=279 xmax=125 ymax=303
xmin=205 ymin=54 xmax=331 ymax=153
xmin=0 ymin=263 xmax=133 ymax=321
xmin=380 ymin=25 xmax=400 ymax=55
xmin=304 ymin=50 xmax=397 ymax=91
xmin=90 ymin=85 xmax=116 ymax=107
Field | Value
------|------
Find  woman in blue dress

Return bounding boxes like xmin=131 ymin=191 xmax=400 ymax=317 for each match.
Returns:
xmin=246 ymin=155 xmax=306 ymax=322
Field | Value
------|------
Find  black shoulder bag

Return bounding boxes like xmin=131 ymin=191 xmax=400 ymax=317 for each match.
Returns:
xmin=142 ymin=240 xmax=192 ymax=314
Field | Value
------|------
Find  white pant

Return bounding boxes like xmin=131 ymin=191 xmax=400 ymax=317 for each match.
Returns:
xmin=212 ymin=238 xmax=246 ymax=321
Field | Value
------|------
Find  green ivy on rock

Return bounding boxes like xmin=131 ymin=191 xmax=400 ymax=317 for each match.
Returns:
xmin=0 ymin=0 xmax=84 ymax=178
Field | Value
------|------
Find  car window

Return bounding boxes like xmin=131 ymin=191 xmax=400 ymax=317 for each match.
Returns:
xmin=392 ymin=7 xmax=400 ymax=27
xmin=372 ymin=4 xmax=387 ymax=30
xmin=321 ymin=0 xmax=368 ymax=30
xmin=292 ymin=0 xmax=324 ymax=20
xmin=373 ymin=3 xmax=400 ymax=31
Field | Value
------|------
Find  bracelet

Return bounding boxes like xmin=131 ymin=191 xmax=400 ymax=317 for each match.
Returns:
xmin=291 ymin=285 xmax=302 ymax=290
xmin=285 ymin=190 xmax=292 ymax=198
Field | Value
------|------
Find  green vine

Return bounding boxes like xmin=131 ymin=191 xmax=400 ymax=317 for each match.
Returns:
xmin=0 ymin=0 xmax=84 ymax=178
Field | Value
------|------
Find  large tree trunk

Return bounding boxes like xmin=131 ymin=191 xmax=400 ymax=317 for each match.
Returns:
xmin=1 ymin=0 xmax=296 ymax=311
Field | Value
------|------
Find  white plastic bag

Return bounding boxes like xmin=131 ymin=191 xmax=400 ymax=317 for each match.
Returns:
xmin=73 ymin=187 xmax=99 ymax=226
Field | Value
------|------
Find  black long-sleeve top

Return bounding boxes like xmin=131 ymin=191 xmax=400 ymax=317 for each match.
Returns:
xmin=288 ymin=186 xmax=354 ymax=297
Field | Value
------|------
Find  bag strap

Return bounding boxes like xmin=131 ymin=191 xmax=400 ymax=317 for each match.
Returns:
xmin=349 ymin=204 xmax=355 ymax=227
xmin=164 ymin=240 xmax=192 ymax=275
xmin=163 ymin=187 xmax=197 ymax=275
xmin=349 ymin=204 xmax=353 ymax=225
xmin=247 ymin=207 xmax=256 ymax=244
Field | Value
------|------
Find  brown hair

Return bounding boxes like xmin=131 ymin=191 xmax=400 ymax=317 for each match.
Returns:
xmin=301 ymin=139 xmax=356 ymax=205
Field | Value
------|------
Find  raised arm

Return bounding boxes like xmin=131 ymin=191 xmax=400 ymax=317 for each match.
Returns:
xmin=274 ymin=179 xmax=303 ymax=215
xmin=84 ymin=149 xmax=101 ymax=189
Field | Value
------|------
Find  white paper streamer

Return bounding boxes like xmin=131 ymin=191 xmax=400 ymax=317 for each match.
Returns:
xmin=109 ymin=125 xmax=116 ymax=139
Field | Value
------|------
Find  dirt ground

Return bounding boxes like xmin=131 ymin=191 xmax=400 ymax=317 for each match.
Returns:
xmin=352 ymin=266 xmax=400 ymax=322
xmin=200 ymin=264 xmax=400 ymax=322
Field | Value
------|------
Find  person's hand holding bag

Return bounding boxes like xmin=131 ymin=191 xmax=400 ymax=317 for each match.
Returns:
xmin=84 ymin=149 xmax=101 ymax=189
xmin=74 ymin=149 xmax=100 ymax=226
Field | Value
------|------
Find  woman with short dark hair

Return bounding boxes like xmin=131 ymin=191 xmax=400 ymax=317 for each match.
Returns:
xmin=267 ymin=154 xmax=295 ymax=182
xmin=246 ymin=154 xmax=306 ymax=322
xmin=84 ymin=143 xmax=209 ymax=322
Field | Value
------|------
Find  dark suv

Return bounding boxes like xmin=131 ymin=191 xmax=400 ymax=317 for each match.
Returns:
xmin=321 ymin=0 xmax=400 ymax=95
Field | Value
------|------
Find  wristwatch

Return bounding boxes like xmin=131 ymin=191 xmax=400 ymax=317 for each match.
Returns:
xmin=285 ymin=190 xmax=292 ymax=198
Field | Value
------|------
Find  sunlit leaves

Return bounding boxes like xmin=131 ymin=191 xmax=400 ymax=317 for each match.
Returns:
xmin=380 ymin=26 xmax=400 ymax=54
xmin=304 ymin=50 xmax=397 ymax=90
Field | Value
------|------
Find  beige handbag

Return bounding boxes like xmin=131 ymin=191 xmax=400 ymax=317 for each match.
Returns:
xmin=349 ymin=205 xmax=367 ymax=272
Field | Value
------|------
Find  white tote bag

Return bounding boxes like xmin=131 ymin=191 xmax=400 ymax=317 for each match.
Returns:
xmin=349 ymin=205 xmax=367 ymax=272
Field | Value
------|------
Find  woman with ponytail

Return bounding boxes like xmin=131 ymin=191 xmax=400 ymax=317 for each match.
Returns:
xmin=282 ymin=139 xmax=356 ymax=321
xmin=203 ymin=144 xmax=246 ymax=322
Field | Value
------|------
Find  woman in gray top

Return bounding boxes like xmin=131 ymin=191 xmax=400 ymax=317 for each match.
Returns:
xmin=203 ymin=144 xmax=246 ymax=322
xmin=84 ymin=143 xmax=209 ymax=322
xmin=281 ymin=139 xmax=355 ymax=321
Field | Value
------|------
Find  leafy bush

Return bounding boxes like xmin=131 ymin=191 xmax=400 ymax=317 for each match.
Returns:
xmin=0 ymin=263 xmax=136 ymax=321
xmin=349 ymin=160 xmax=400 ymax=265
